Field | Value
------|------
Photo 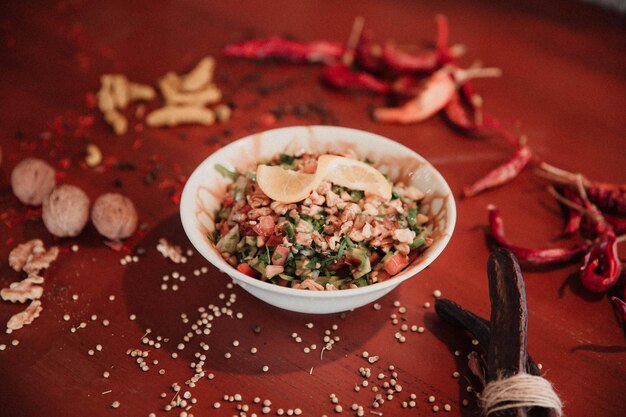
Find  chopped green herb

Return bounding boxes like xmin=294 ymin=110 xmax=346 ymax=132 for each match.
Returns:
xmin=215 ymin=164 xmax=239 ymax=180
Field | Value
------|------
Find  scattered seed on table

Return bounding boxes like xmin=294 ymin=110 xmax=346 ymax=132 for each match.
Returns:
xmin=452 ymin=371 xmax=460 ymax=378
xmin=129 ymin=314 xmax=136 ymax=321
xmin=111 ymin=401 xmax=120 ymax=409
xmin=433 ymin=405 xmax=440 ymax=412
xmin=433 ymin=289 xmax=442 ymax=298
xmin=423 ymin=302 xmax=431 ymax=308
xmin=428 ymin=396 xmax=436 ymax=403
xmin=72 ymin=294 xmax=79 ymax=301
xmin=63 ymin=314 xmax=70 ymax=321
xmin=373 ymin=303 xmax=381 ymax=310
xmin=262 ymin=365 xmax=269 ymax=372
xmin=213 ymin=402 xmax=221 ymax=409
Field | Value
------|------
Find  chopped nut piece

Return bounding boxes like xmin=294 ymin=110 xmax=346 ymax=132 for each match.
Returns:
xmin=1 ymin=276 xmax=44 ymax=303
xmin=157 ymin=238 xmax=185 ymax=263
xmin=7 ymin=300 xmax=42 ymax=331
xmin=23 ymin=247 xmax=59 ymax=275
xmin=85 ymin=144 xmax=103 ymax=167
xmin=9 ymin=239 xmax=44 ymax=272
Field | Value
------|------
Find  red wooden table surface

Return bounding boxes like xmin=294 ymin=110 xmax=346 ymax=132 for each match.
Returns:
xmin=1 ymin=1 xmax=625 ymax=416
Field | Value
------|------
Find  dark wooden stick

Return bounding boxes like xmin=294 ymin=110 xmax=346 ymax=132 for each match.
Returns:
xmin=487 ymin=247 xmax=529 ymax=417
xmin=434 ymin=299 xmax=541 ymax=376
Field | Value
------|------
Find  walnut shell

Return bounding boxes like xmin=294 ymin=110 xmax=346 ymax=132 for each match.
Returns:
xmin=11 ymin=158 xmax=56 ymax=206
xmin=91 ymin=193 xmax=138 ymax=240
xmin=42 ymin=185 xmax=90 ymax=237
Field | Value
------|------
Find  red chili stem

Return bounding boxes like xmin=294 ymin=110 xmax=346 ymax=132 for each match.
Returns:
xmin=463 ymin=145 xmax=532 ymax=198
xmin=487 ymin=205 xmax=589 ymax=267
xmin=536 ymin=162 xmax=626 ymax=215
xmin=341 ymin=16 xmax=365 ymax=67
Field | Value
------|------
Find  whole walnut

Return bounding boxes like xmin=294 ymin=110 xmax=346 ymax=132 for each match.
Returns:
xmin=91 ymin=193 xmax=138 ymax=240
xmin=42 ymin=185 xmax=90 ymax=237
xmin=11 ymin=157 xmax=56 ymax=206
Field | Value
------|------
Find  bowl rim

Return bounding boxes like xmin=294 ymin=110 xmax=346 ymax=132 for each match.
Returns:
xmin=180 ymin=125 xmax=456 ymax=299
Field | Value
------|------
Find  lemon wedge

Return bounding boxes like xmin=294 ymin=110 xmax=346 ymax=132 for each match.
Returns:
xmin=256 ymin=155 xmax=392 ymax=203
xmin=318 ymin=155 xmax=392 ymax=200
xmin=256 ymin=164 xmax=321 ymax=203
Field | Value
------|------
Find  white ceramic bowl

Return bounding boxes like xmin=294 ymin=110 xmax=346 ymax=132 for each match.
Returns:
xmin=180 ymin=125 xmax=456 ymax=314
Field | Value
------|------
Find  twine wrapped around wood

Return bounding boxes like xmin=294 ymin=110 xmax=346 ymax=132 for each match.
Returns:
xmin=480 ymin=372 xmax=563 ymax=416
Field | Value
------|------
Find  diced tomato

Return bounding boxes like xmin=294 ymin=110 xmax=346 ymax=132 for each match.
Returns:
xmin=369 ymin=252 xmax=381 ymax=265
xmin=222 ymin=193 xmax=234 ymax=207
xmin=218 ymin=224 xmax=230 ymax=236
xmin=383 ymin=253 xmax=409 ymax=276
xmin=376 ymin=270 xmax=392 ymax=282
xmin=266 ymin=235 xmax=284 ymax=247
xmin=272 ymin=246 xmax=290 ymax=266
xmin=240 ymin=204 xmax=252 ymax=213
xmin=237 ymin=263 xmax=256 ymax=278
xmin=253 ymin=215 xmax=275 ymax=237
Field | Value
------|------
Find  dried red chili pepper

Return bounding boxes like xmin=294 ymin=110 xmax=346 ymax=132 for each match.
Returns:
xmin=381 ymin=14 xmax=464 ymax=73
xmin=354 ymin=29 xmax=385 ymax=73
xmin=463 ymin=145 xmax=532 ymax=198
xmin=320 ymin=63 xmax=390 ymax=94
xmin=579 ymin=230 xmax=622 ymax=293
xmin=558 ymin=186 xmax=583 ymax=236
xmin=222 ymin=36 xmax=344 ymax=64
xmin=536 ymin=162 xmax=626 ymax=215
xmin=604 ymin=213 xmax=626 ymax=235
xmin=487 ymin=205 xmax=589 ymax=267
xmin=443 ymin=90 xmax=502 ymax=136
xmin=374 ymin=65 xmax=501 ymax=124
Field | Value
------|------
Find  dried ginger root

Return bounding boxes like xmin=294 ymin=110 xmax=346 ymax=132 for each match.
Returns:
xmin=147 ymin=55 xmax=225 ymax=127
xmin=180 ymin=56 xmax=215 ymax=92
xmin=159 ymin=72 xmax=221 ymax=106
xmin=97 ymin=74 xmax=156 ymax=135
xmin=146 ymin=105 xmax=215 ymax=127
